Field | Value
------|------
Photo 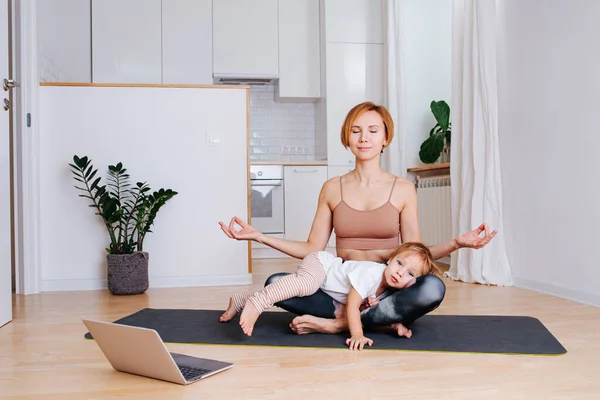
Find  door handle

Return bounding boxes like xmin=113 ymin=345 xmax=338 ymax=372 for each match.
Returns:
xmin=3 ymin=78 xmax=18 ymax=91
xmin=293 ymin=169 xmax=318 ymax=173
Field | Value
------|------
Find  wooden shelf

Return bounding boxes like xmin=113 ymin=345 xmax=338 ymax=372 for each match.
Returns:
xmin=407 ymin=163 xmax=450 ymax=173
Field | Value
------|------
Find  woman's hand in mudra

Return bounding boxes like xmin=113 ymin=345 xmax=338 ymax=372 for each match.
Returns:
xmin=455 ymin=223 xmax=498 ymax=250
xmin=219 ymin=216 xmax=262 ymax=241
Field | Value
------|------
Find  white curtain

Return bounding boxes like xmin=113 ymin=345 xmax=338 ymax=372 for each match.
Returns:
xmin=446 ymin=0 xmax=513 ymax=286
xmin=383 ymin=0 xmax=408 ymax=178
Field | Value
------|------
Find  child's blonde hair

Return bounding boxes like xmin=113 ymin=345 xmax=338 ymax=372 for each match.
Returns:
xmin=388 ymin=242 xmax=441 ymax=277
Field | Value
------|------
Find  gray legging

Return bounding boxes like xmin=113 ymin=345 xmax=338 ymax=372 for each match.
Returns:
xmin=264 ymin=272 xmax=446 ymax=327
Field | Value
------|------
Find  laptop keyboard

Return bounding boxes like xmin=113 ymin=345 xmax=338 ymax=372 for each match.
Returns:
xmin=178 ymin=365 xmax=212 ymax=381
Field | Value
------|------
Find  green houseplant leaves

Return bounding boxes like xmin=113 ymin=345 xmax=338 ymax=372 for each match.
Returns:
xmin=69 ymin=155 xmax=178 ymax=254
xmin=419 ymin=100 xmax=452 ymax=164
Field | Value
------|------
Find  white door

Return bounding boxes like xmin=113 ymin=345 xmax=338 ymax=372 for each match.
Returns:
xmin=1 ymin=0 xmax=12 ymax=328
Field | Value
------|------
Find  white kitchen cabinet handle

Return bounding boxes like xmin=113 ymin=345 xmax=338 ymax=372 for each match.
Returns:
xmin=293 ymin=169 xmax=319 ymax=173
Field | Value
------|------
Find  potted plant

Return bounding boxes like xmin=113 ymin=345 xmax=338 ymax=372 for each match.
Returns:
xmin=419 ymin=100 xmax=452 ymax=164
xmin=69 ymin=155 xmax=177 ymax=295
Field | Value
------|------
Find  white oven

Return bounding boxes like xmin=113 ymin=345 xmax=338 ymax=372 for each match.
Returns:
xmin=250 ymin=165 xmax=284 ymax=234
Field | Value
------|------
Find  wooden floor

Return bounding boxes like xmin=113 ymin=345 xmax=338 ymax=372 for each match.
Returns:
xmin=1 ymin=258 xmax=599 ymax=399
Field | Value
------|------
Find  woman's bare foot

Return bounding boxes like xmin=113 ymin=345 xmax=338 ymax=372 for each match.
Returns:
xmin=289 ymin=315 xmax=346 ymax=335
xmin=239 ymin=298 xmax=261 ymax=336
xmin=390 ymin=323 xmax=412 ymax=338
xmin=219 ymin=297 xmax=238 ymax=322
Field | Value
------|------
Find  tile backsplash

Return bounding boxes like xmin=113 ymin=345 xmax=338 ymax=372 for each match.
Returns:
xmin=250 ymin=84 xmax=317 ymax=161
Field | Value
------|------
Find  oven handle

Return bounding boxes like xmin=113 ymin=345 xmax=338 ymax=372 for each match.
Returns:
xmin=251 ymin=180 xmax=283 ymax=187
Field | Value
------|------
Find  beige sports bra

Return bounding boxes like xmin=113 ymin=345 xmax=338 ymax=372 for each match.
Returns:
xmin=332 ymin=177 xmax=400 ymax=250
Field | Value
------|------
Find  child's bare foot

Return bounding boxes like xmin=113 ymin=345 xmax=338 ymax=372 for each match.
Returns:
xmin=391 ymin=322 xmax=412 ymax=338
xmin=239 ymin=298 xmax=261 ymax=336
xmin=219 ymin=297 xmax=238 ymax=322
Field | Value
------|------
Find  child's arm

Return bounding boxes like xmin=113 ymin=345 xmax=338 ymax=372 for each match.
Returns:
xmin=345 ymin=287 xmax=373 ymax=351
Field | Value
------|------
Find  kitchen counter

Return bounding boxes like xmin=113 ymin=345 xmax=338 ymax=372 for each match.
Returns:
xmin=250 ymin=160 xmax=328 ymax=166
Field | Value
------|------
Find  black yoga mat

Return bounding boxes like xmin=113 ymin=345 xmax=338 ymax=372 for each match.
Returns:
xmin=84 ymin=308 xmax=566 ymax=355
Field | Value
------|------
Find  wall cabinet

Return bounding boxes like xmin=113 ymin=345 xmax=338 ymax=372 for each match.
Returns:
xmin=92 ymin=0 xmax=162 ymax=83
xmin=284 ymin=166 xmax=328 ymax=242
xmin=324 ymin=0 xmax=384 ymax=44
xmin=213 ymin=0 xmax=279 ymax=77
xmin=325 ymin=42 xmax=384 ymax=166
xmin=277 ymin=0 xmax=321 ymax=101
xmin=162 ymin=0 xmax=213 ymax=84
xmin=89 ymin=0 xmax=326 ymax=95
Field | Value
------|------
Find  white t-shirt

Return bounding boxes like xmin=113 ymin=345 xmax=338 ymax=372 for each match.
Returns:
xmin=316 ymin=251 xmax=386 ymax=305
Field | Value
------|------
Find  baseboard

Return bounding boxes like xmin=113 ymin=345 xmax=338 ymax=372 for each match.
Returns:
xmin=513 ymin=277 xmax=600 ymax=308
xmin=42 ymin=273 xmax=253 ymax=292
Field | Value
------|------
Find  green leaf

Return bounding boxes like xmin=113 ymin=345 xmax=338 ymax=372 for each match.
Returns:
xmin=429 ymin=124 xmax=438 ymax=137
xmin=419 ymin=133 xmax=446 ymax=164
xmin=74 ymin=155 xmax=88 ymax=169
xmin=430 ymin=101 xmax=450 ymax=131
xmin=90 ymin=177 xmax=102 ymax=190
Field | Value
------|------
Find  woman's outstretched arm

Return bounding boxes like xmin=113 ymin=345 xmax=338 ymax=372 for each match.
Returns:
xmin=428 ymin=223 xmax=498 ymax=260
xmin=395 ymin=179 xmax=497 ymax=260
xmin=219 ymin=180 xmax=335 ymax=260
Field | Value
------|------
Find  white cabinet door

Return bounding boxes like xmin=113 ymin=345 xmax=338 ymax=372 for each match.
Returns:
xmin=325 ymin=0 xmax=384 ymax=44
xmin=284 ymin=166 xmax=328 ymax=242
xmin=327 ymin=165 xmax=354 ymax=179
xmin=162 ymin=0 xmax=213 ymax=84
xmin=326 ymin=43 xmax=384 ymax=166
xmin=92 ymin=0 xmax=162 ymax=83
xmin=277 ymin=0 xmax=320 ymax=100
xmin=325 ymin=165 xmax=354 ymax=248
xmin=213 ymin=0 xmax=279 ymax=76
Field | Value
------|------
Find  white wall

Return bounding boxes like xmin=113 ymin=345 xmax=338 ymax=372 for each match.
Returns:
xmin=402 ymin=0 xmax=452 ymax=168
xmin=38 ymin=86 xmax=251 ymax=291
xmin=37 ymin=0 xmax=91 ymax=82
xmin=497 ymin=0 xmax=600 ymax=307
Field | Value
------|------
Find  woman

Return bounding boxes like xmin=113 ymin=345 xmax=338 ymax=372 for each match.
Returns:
xmin=220 ymin=102 xmax=496 ymax=337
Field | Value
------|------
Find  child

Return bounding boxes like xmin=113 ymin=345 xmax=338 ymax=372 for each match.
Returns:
xmin=219 ymin=242 xmax=438 ymax=350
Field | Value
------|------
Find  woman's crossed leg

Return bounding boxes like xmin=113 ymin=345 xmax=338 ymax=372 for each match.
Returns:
xmin=264 ymin=273 xmax=446 ymax=337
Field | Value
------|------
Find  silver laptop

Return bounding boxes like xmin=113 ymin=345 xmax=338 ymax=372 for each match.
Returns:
xmin=83 ymin=319 xmax=233 ymax=385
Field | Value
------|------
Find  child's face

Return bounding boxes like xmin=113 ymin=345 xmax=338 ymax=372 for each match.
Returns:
xmin=383 ymin=252 xmax=425 ymax=289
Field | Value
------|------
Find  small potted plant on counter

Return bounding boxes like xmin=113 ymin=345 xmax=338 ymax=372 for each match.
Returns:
xmin=69 ymin=155 xmax=177 ymax=295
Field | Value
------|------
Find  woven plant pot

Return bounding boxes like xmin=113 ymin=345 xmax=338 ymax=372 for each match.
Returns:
xmin=106 ymin=252 xmax=149 ymax=295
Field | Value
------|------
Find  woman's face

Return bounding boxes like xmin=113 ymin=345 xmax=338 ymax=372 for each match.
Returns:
xmin=347 ymin=110 xmax=388 ymax=161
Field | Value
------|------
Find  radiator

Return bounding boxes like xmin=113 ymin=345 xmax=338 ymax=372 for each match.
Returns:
xmin=415 ymin=175 xmax=452 ymax=247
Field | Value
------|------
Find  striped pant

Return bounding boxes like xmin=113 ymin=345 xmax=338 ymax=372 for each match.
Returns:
xmin=232 ymin=252 xmax=326 ymax=313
